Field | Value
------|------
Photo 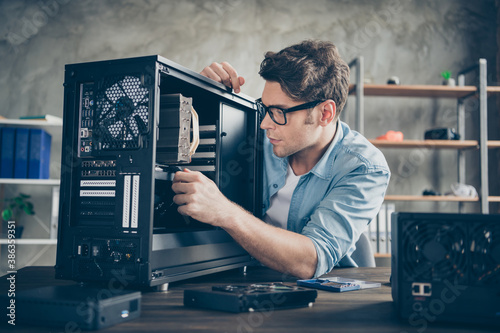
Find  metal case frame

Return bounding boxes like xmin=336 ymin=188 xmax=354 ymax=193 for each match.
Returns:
xmin=56 ymin=56 xmax=262 ymax=287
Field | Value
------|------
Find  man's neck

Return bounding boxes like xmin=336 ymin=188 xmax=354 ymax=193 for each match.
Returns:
xmin=289 ymin=121 xmax=338 ymax=176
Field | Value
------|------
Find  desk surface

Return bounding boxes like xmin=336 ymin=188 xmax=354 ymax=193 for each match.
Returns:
xmin=0 ymin=266 xmax=496 ymax=333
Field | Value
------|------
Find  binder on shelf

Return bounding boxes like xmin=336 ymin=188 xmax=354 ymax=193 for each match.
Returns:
xmin=0 ymin=127 xmax=15 ymax=178
xmin=28 ymin=128 xmax=52 ymax=179
xmin=14 ymin=128 xmax=30 ymax=178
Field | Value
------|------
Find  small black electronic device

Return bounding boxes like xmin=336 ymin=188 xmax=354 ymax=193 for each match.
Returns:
xmin=1 ymin=285 xmax=141 ymax=330
xmin=184 ymin=283 xmax=317 ymax=313
xmin=391 ymin=212 xmax=500 ymax=327
xmin=424 ymin=128 xmax=460 ymax=140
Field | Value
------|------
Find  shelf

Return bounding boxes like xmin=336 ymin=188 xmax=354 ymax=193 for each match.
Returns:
xmin=349 ymin=84 xmax=500 ymax=98
xmin=487 ymin=196 xmax=500 ymax=202
xmin=370 ymin=139 xmax=478 ymax=149
xmin=0 ymin=118 xmax=62 ymax=127
xmin=384 ymin=195 xmax=479 ymax=202
xmin=370 ymin=140 xmax=500 ymax=149
xmin=487 ymin=141 xmax=500 ymax=149
xmin=0 ymin=239 xmax=57 ymax=245
xmin=0 ymin=178 xmax=60 ymax=185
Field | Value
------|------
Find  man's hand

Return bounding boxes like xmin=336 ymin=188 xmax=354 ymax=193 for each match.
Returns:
xmin=200 ymin=62 xmax=245 ymax=93
xmin=171 ymin=169 xmax=237 ymax=226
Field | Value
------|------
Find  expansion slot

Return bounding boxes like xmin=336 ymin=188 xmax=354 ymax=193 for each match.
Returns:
xmin=80 ymin=190 xmax=116 ymax=197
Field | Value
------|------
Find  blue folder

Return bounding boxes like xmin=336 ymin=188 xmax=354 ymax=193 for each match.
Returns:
xmin=14 ymin=128 xmax=30 ymax=178
xmin=28 ymin=128 xmax=52 ymax=179
xmin=0 ymin=127 xmax=16 ymax=178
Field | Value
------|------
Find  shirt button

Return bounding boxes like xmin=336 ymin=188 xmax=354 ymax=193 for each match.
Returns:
xmin=273 ymin=184 xmax=278 ymax=188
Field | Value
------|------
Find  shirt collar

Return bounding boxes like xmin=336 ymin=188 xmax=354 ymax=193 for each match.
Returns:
xmin=309 ymin=120 xmax=343 ymax=180
xmin=271 ymin=146 xmax=289 ymax=172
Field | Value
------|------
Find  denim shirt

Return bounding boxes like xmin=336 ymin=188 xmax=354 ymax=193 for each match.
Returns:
xmin=262 ymin=121 xmax=390 ymax=277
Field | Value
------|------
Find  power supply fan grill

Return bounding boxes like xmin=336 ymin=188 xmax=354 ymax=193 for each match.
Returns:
xmin=470 ymin=222 xmax=500 ymax=285
xmin=402 ymin=221 xmax=467 ymax=282
xmin=94 ymin=75 xmax=149 ymax=150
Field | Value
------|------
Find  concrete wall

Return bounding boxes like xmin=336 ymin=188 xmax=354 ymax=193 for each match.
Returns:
xmin=0 ymin=0 xmax=498 ymax=270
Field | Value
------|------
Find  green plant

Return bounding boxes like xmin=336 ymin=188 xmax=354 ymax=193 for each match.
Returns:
xmin=1 ymin=193 xmax=35 ymax=221
xmin=441 ymin=70 xmax=452 ymax=80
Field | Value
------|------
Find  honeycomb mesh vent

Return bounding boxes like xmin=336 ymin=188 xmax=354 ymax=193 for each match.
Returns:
xmin=94 ymin=75 xmax=149 ymax=150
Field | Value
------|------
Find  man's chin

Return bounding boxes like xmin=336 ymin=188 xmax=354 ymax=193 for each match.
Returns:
xmin=272 ymin=147 xmax=288 ymax=158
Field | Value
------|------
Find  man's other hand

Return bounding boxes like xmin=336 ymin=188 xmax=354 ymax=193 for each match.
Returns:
xmin=200 ymin=62 xmax=245 ymax=93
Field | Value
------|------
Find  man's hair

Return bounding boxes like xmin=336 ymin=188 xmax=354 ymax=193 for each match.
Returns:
xmin=259 ymin=40 xmax=350 ymax=118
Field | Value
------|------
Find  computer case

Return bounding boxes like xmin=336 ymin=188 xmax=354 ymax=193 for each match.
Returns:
xmin=3 ymin=285 xmax=141 ymax=330
xmin=391 ymin=212 xmax=500 ymax=327
xmin=55 ymin=55 xmax=262 ymax=287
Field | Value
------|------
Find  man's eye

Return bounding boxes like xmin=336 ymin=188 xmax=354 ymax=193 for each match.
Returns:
xmin=270 ymin=108 xmax=284 ymax=115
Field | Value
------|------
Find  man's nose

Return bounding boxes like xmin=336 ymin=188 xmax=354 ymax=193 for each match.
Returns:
xmin=260 ymin=112 xmax=275 ymax=130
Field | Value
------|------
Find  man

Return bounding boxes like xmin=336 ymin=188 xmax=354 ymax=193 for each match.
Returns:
xmin=172 ymin=40 xmax=390 ymax=279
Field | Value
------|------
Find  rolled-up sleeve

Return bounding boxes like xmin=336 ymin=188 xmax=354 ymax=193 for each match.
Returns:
xmin=301 ymin=165 xmax=390 ymax=277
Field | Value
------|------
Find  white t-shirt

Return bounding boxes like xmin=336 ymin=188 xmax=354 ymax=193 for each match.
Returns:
xmin=263 ymin=163 xmax=301 ymax=229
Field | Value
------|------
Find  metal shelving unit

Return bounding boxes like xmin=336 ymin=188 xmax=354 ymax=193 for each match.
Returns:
xmin=349 ymin=57 xmax=499 ymax=213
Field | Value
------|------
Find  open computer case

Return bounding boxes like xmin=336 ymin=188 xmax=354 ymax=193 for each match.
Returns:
xmin=55 ymin=55 xmax=262 ymax=287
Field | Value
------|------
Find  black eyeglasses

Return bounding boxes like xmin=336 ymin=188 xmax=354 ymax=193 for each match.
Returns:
xmin=256 ymin=98 xmax=323 ymax=125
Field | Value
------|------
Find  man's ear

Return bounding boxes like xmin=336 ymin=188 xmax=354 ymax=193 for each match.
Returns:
xmin=319 ymin=100 xmax=336 ymax=126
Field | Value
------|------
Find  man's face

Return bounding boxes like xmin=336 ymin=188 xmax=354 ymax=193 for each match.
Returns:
xmin=260 ymin=81 xmax=323 ymax=158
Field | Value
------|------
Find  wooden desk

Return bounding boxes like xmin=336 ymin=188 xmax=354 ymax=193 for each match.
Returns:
xmin=0 ymin=266 xmax=496 ymax=332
